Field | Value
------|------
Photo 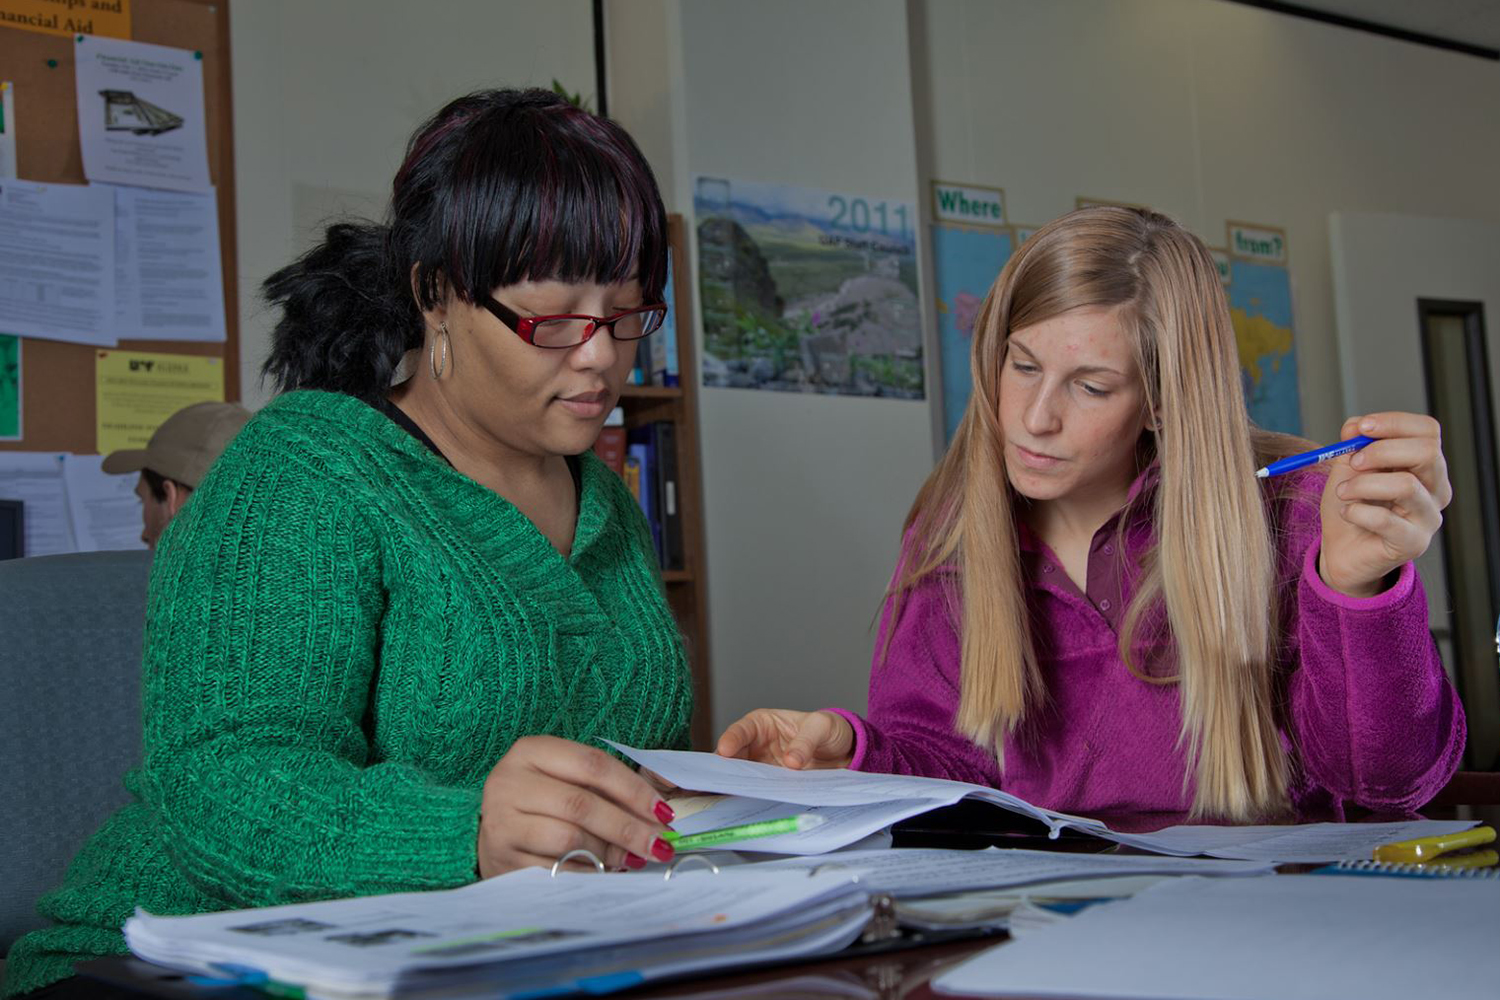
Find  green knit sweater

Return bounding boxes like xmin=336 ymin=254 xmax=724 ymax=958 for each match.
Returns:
xmin=3 ymin=390 xmax=693 ymax=997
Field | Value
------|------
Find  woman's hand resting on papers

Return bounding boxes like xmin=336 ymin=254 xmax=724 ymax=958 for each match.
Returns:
xmin=716 ymin=709 xmax=856 ymax=770
xmin=477 ymin=736 xmax=677 ymax=877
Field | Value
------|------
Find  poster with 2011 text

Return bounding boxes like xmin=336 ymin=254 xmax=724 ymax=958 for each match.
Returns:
xmin=694 ymin=176 xmax=923 ymax=398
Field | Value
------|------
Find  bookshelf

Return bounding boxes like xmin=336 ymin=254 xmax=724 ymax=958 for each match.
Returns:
xmin=617 ymin=215 xmax=713 ymax=749
xmin=620 ymin=386 xmax=683 ymax=400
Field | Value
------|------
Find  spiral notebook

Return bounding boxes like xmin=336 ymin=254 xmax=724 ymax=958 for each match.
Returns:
xmin=1312 ymin=856 xmax=1500 ymax=879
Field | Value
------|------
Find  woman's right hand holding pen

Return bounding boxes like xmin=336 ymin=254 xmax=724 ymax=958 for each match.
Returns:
xmin=715 ymin=709 xmax=856 ymax=770
xmin=1318 ymin=412 xmax=1452 ymax=599
xmin=477 ymin=736 xmax=676 ymax=877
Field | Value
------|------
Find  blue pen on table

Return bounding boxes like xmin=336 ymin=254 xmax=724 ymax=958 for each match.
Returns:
xmin=1254 ymin=435 xmax=1375 ymax=479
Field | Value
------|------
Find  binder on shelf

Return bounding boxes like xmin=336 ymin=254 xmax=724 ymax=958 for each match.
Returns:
xmin=626 ymin=437 xmax=660 ymax=561
xmin=651 ymin=250 xmax=681 ymax=387
xmin=627 ymin=422 xmax=684 ymax=569
xmin=656 ymin=421 xmax=684 ymax=571
xmin=622 ymin=453 xmax=643 ymax=502
xmin=625 ymin=252 xmax=680 ymax=388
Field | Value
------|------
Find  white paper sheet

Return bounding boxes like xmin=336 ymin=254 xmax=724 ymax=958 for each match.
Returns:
xmin=0 ymin=82 xmax=16 ymax=179
xmin=669 ymin=794 xmax=940 ymax=854
xmin=615 ymin=744 xmax=1091 ymax=853
xmin=748 ymin=847 xmax=1271 ymax=897
xmin=896 ymin=875 xmax=1172 ymax=932
xmin=1107 ymin=818 xmax=1479 ymax=863
xmin=0 ymin=179 xmax=115 ymax=346
xmin=109 ymin=184 xmax=225 ymax=341
xmin=615 ymin=745 xmax=1475 ymax=862
xmin=62 ymin=453 xmax=146 ymax=552
xmin=933 ymin=874 xmax=1500 ymax=1000
xmin=74 ymin=36 xmax=211 ymax=193
xmin=0 ymin=452 xmax=74 ymax=556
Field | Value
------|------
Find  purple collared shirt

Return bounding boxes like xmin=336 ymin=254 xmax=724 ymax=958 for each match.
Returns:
xmin=831 ymin=468 xmax=1466 ymax=817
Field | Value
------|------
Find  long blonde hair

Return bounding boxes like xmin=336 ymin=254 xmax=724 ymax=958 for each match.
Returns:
xmin=898 ymin=207 xmax=1304 ymax=820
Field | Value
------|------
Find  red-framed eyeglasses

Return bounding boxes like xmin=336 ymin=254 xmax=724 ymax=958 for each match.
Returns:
xmin=480 ymin=296 xmax=668 ymax=350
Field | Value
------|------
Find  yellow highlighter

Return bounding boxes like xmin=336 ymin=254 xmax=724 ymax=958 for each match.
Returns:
xmin=1372 ymin=826 xmax=1496 ymax=864
xmin=1417 ymin=849 xmax=1500 ymax=871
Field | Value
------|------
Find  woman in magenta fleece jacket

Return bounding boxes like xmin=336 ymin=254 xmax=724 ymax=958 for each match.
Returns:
xmin=719 ymin=207 xmax=1465 ymax=822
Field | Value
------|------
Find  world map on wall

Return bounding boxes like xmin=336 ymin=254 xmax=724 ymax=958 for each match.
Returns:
xmin=1227 ymin=260 xmax=1302 ymax=436
xmin=931 ymin=225 xmax=1012 ymax=440
xmin=931 ymin=225 xmax=1304 ymax=442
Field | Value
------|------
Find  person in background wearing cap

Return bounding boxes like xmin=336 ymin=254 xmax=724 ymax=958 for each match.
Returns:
xmin=101 ymin=401 xmax=253 ymax=549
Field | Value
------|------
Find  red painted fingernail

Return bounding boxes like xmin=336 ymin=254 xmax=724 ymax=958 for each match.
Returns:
xmin=623 ymin=852 xmax=646 ymax=870
xmin=651 ymin=837 xmax=675 ymax=862
xmin=654 ymin=800 xmax=675 ymax=824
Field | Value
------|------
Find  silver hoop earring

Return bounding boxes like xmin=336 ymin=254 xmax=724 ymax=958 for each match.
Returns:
xmin=429 ymin=322 xmax=450 ymax=380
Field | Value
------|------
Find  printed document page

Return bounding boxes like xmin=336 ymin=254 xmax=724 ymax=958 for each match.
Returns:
xmin=613 ymin=744 xmax=1097 ymax=847
xmin=0 ymin=452 xmax=74 ymax=555
xmin=1108 ymin=818 xmax=1479 ymax=863
xmin=62 ymin=454 xmax=146 ymax=552
xmin=616 ymin=746 xmax=1476 ymax=862
xmin=109 ymin=184 xmax=226 ymax=341
xmin=0 ymin=180 xmax=115 ymax=346
xmin=747 ymin=847 xmax=1271 ymax=897
xmin=75 ymin=36 xmax=212 ymax=193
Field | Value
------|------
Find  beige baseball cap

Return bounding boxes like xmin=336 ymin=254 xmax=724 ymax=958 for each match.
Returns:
xmin=101 ymin=401 xmax=253 ymax=488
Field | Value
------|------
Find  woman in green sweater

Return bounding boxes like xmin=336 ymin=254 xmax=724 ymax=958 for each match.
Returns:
xmin=5 ymin=89 xmax=692 ymax=998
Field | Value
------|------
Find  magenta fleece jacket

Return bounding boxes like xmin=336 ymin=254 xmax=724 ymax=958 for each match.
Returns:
xmin=830 ymin=469 xmax=1466 ymax=818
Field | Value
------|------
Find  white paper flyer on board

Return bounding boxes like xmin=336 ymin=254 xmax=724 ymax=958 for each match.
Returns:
xmin=74 ymin=35 xmax=211 ymax=193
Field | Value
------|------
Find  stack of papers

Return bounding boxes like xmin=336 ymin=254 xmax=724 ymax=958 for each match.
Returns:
xmin=615 ymin=745 xmax=1478 ymax=862
xmin=747 ymin=846 xmax=1271 ymax=896
xmin=932 ymin=874 xmax=1500 ymax=999
xmin=747 ymin=847 xmax=1270 ymax=933
xmin=125 ymin=868 xmax=870 ymax=1000
xmin=895 ymin=875 xmax=1171 ymax=932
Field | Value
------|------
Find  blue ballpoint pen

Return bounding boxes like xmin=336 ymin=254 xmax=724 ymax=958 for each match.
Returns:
xmin=1254 ymin=435 xmax=1375 ymax=479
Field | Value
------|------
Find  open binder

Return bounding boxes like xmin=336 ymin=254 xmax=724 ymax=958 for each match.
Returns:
xmin=121 ymin=842 xmax=1284 ymax=999
xmin=123 ymin=861 xmax=872 ymax=1000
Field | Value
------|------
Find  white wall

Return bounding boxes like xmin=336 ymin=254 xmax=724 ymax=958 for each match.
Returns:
xmin=914 ymin=0 xmax=1500 ymax=440
xmin=674 ymin=0 xmax=937 ymax=733
xmin=610 ymin=0 xmax=943 ymax=734
xmin=230 ymin=0 xmax=597 ymax=407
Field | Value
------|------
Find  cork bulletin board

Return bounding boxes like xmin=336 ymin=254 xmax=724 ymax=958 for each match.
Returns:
xmin=0 ymin=0 xmax=238 ymax=454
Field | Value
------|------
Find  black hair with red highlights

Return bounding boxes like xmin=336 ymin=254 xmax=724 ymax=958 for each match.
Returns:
xmin=262 ymin=88 xmax=668 ymax=403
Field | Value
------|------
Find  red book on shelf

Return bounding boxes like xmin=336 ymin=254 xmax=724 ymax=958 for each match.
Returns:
xmin=592 ymin=407 xmax=627 ymax=474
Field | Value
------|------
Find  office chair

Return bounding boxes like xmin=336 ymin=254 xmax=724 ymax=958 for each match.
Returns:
xmin=0 ymin=550 xmax=152 ymax=955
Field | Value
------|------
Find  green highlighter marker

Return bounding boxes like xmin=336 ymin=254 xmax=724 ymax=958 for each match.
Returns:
xmin=661 ymin=814 xmax=825 ymax=851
